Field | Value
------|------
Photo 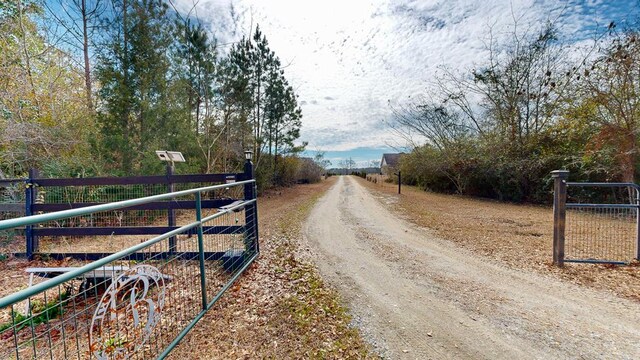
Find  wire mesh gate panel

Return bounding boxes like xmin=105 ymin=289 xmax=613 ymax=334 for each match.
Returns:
xmin=0 ymin=180 xmax=258 ymax=359
xmin=565 ymin=205 xmax=637 ymax=263
xmin=552 ymin=170 xmax=640 ymax=265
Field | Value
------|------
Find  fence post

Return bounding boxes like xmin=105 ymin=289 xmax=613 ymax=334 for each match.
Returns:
xmin=551 ymin=170 xmax=569 ymax=267
xmin=166 ymin=164 xmax=176 ymax=254
xmin=636 ymin=188 xmax=640 ymax=261
xmin=195 ymin=192 xmax=207 ymax=310
xmin=25 ymin=168 xmax=39 ymax=259
xmin=393 ymin=171 xmax=401 ymax=194
xmin=243 ymin=159 xmax=259 ymax=255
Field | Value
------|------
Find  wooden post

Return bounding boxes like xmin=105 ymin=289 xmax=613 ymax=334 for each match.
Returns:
xmin=167 ymin=164 xmax=176 ymax=253
xmin=551 ymin=170 xmax=569 ymax=267
xmin=394 ymin=171 xmax=401 ymax=194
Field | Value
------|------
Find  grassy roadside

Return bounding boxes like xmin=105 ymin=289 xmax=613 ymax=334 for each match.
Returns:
xmin=169 ymin=178 xmax=377 ymax=359
xmin=358 ymin=176 xmax=640 ymax=302
xmin=266 ymin=179 xmax=375 ymax=359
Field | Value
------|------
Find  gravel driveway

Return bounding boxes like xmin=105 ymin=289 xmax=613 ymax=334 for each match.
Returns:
xmin=303 ymin=176 xmax=640 ymax=359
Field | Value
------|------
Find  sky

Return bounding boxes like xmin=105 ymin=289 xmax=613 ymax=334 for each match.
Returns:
xmin=173 ymin=0 xmax=636 ymax=167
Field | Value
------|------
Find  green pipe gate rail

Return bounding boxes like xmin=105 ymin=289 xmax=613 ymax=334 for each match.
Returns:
xmin=552 ymin=170 xmax=640 ymax=266
xmin=0 ymin=166 xmax=259 ymax=359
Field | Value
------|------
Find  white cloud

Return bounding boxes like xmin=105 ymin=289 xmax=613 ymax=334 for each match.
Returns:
xmin=175 ymin=0 xmax=633 ymax=152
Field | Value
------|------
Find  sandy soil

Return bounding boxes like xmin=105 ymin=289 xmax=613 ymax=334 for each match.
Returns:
xmin=303 ymin=176 xmax=640 ymax=359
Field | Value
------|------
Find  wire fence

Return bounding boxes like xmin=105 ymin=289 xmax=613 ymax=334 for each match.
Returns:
xmin=1 ymin=179 xmax=26 ymax=254
xmin=37 ymin=182 xmax=243 ymax=228
xmin=0 ymin=180 xmax=258 ymax=359
xmin=9 ymin=169 xmax=252 ymax=259
xmin=33 ymin=183 xmax=244 ymax=256
xmin=552 ymin=170 xmax=640 ymax=265
xmin=565 ymin=206 xmax=637 ymax=263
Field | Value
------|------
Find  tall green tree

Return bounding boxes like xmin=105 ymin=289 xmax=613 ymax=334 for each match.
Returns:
xmin=264 ymin=67 xmax=303 ymax=180
xmin=248 ymin=25 xmax=280 ymax=167
xmin=173 ymin=20 xmax=221 ymax=172
xmin=218 ymin=34 xmax=253 ymax=171
xmin=44 ymin=0 xmax=107 ymax=110
xmin=221 ymin=24 xmax=304 ymax=175
xmin=96 ymin=0 xmax=176 ymax=175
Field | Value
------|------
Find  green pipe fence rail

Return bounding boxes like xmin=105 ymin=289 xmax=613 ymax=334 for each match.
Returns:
xmin=0 ymin=178 xmax=259 ymax=359
xmin=552 ymin=170 xmax=640 ymax=266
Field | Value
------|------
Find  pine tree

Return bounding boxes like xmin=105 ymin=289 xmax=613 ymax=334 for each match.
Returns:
xmin=174 ymin=20 xmax=221 ymax=172
xmin=96 ymin=0 xmax=175 ymax=175
xmin=221 ymin=24 xmax=303 ymax=177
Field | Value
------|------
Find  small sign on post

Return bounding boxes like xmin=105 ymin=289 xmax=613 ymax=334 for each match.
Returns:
xmin=156 ymin=151 xmax=186 ymax=254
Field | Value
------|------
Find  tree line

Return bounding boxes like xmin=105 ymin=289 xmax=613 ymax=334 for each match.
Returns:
xmin=0 ymin=0 xmax=316 ymax=189
xmin=392 ymin=18 xmax=640 ymax=203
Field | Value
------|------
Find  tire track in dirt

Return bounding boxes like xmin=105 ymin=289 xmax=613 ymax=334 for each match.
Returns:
xmin=303 ymin=176 xmax=640 ymax=359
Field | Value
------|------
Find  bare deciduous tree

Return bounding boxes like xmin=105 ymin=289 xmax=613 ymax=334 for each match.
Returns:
xmin=44 ymin=0 xmax=107 ymax=110
xmin=579 ymin=29 xmax=640 ymax=182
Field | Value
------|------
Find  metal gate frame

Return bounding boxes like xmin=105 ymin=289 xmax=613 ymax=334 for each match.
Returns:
xmin=552 ymin=170 xmax=640 ymax=266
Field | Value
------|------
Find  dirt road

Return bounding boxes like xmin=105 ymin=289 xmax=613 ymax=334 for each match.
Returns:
xmin=303 ymin=176 xmax=640 ymax=359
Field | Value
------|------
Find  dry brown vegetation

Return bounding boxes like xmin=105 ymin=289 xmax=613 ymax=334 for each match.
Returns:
xmin=360 ymin=176 xmax=640 ymax=302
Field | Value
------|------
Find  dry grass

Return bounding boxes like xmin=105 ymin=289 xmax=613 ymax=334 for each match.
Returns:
xmin=359 ymin=176 xmax=640 ymax=302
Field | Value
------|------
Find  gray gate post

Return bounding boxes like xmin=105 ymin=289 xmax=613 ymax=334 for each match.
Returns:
xmin=551 ymin=170 xmax=569 ymax=267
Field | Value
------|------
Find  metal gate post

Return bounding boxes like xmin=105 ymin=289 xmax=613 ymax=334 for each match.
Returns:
xmin=25 ymin=168 xmax=39 ymax=259
xmin=552 ymin=170 xmax=569 ymax=267
xmin=166 ymin=164 xmax=176 ymax=254
xmin=195 ymin=192 xmax=207 ymax=310
xmin=243 ymin=158 xmax=259 ymax=255
xmin=252 ymin=179 xmax=259 ymax=253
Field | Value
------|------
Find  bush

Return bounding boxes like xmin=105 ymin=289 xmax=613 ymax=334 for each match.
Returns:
xmin=296 ymin=158 xmax=323 ymax=183
xmin=255 ymin=155 xmax=325 ymax=191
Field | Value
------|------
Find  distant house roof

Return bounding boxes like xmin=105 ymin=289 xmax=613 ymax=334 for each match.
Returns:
xmin=380 ymin=153 xmax=403 ymax=168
